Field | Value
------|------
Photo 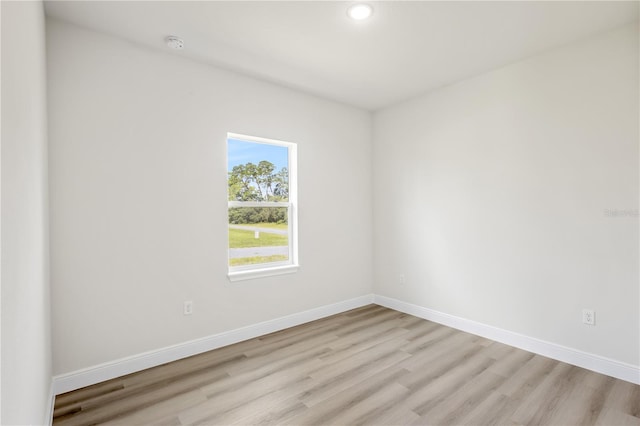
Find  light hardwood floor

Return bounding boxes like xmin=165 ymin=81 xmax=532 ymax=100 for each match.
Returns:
xmin=53 ymin=305 xmax=640 ymax=425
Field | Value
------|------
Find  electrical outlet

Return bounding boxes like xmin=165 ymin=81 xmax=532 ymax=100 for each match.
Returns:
xmin=582 ymin=309 xmax=595 ymax=325
xmin=399 ymin=274 xmax=405 ymax=285
xmin=184 ymin=301 xmax=193 ymax=316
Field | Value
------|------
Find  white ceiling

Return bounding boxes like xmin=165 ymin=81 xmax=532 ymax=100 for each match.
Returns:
xmin=44 ymin=1 xmax=639 ymax=111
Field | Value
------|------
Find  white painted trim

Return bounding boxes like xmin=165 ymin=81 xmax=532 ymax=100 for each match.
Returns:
xmin=374 ymin=295 xmax=640 ymax=385
xmin=228 ymin=264 xmax=299 ymax=282
xmin=52 ymin=294 xmax=375 ymax=395
xmin=226 ymin=132 xmax=299 ymax=279
xmin=51 ymin=293 xmax=638 ymax=396
xmin=228 ymin=201 xmax=289 ymax=208
xmin=45 ymin=380 xmax=55 ymax=425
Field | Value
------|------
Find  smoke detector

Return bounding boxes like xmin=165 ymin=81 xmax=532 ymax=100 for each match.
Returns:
xmin=165 ymin=36 xmax=184 ymax=50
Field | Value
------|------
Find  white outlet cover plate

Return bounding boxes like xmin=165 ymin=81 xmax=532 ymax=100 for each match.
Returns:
xmin=582 ymin=309 xmax=595 ymax=325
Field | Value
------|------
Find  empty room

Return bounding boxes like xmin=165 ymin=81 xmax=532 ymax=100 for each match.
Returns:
xmin=2 ymin=1 xmax=639 ymax=425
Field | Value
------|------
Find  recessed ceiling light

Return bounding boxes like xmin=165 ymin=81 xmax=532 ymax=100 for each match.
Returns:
xmin=347 ymin=3 xmax=373 ymax=20
xmin=165 ymin=36 xmax=184 ymax=50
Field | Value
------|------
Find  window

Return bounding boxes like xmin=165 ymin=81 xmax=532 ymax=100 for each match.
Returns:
xmin=227 ymin=133 xmax=298 ymax=281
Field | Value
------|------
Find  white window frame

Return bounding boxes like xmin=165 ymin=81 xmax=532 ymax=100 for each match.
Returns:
xmin=227 ymin=133 xmax=298 ymax=281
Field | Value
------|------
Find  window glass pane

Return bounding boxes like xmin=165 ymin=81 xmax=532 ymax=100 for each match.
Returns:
xmin=226 ymin=134 xmax=296 ymax=276
xmin=228 ymin=207 xmax=289 ymax=267
xmin=227 ymin=139 xmax=289 ymax=202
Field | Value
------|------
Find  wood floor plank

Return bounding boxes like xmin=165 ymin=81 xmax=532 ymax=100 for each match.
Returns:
xmin=398 ymin=329 xmax=478 ymax=372
xmin=300 ymin=344 xmax=411 ymax=408
xmin=399 ymin=323 xmax=459 ymax=355
xmin=285 ymin=367 xmax=410 ymax=425
xmin=495 ymin=354 xmax=557 ymax=397
xmin=327 ymin=381 xmax=410 ymax=426
xmin=509 ymin=363 xmax=589 ymax=425
xmin=181 ymin=371 xmax=310 ymax=424
xmin=459 ymin=355 xmax=558 ymax=425
xmin=410 ymin=352 xmax=496 ymax=416
xmin=398 ymin=335 xmax=487 ymax=389
xmin=53 ymin=305 xmax=640 ymax=426
xmin=596 ymin=407 xmax=640 ymax=426
xmin=325 ymin=319 xmax=409 ymax=354
xmin=370 ymin=403 xmax=420 ymax=426
xmin=83 ymin=389 xmax=207 ymax=426
xmin=487 ymin=346 xmax=534 ymax=377
xmin=184 ymin=375 xmax=317 ymax=425
xmin=550 ymin=377 xmax=613 ymax=426
xmin=200 ymin=345 xmax=327 ymax=399
xmin=455 ymin=390 xmax=514 ymax=426
xmin=418 ymin=369 xmax=507 ymax=425
xmin=306 ymin=335 xmax=410 ymax=382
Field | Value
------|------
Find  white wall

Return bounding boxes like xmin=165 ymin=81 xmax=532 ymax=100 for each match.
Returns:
xmin=1 ymin=1 xmax=52 ymax=424
xmin=47 ymin=19 xmax=372 ymax=375
xmin=373 ymin=24 xmax=639 ymax=366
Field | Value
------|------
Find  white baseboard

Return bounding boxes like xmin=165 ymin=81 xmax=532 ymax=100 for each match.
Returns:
xmin=52 ymin=294 xmax=375 ymax=395
xmin=46 ymin=379 xmax=55 ymax=425
xmin=374 ymin=294 xmax=640 ymax=385
xmin=51 ymin=292 xmax=638 ymax=396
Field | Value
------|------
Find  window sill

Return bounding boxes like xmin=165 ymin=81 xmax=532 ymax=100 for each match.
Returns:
xmin=228 ymin=264 xmax=299 ymax=282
